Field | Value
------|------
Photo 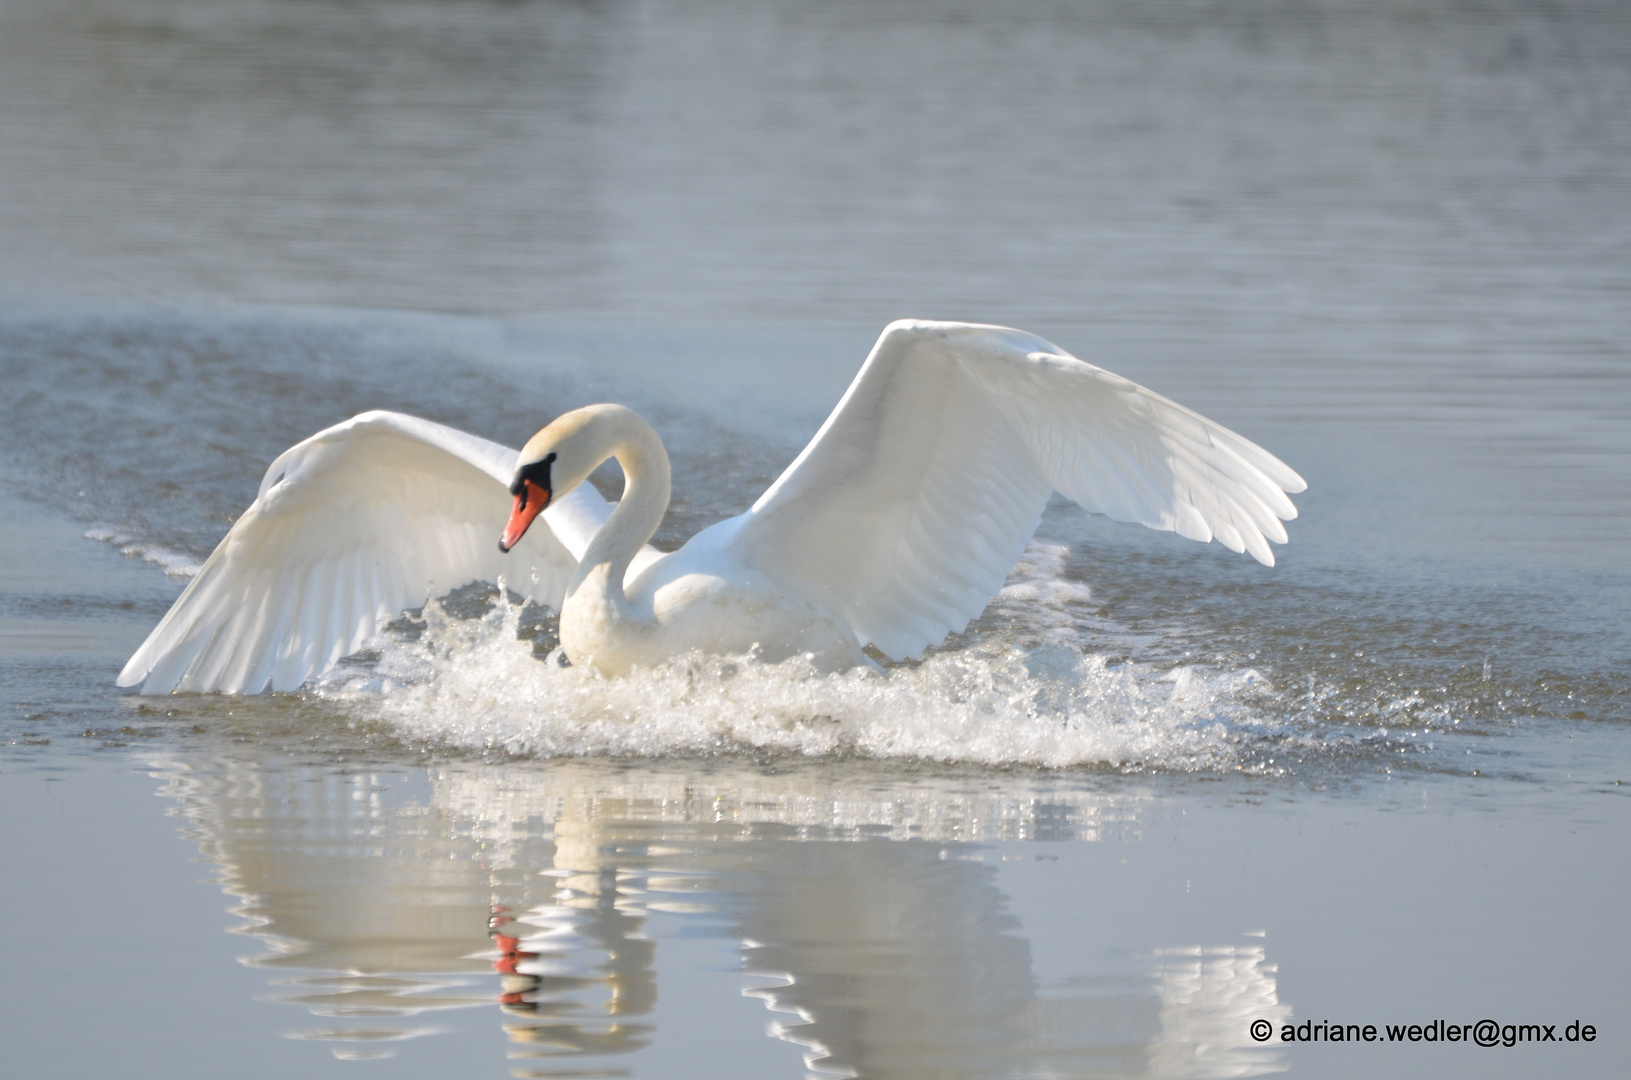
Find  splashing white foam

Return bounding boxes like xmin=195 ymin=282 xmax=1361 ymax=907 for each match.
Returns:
xmin=313 ymin=592 xmax=1274 ymax=771
xmin=86 ymin=526 xmax=203 ymax=578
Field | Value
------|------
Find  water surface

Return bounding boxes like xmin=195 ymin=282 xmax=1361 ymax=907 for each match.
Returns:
xmin=2 ymin=1 xmax=1629 ymax=1077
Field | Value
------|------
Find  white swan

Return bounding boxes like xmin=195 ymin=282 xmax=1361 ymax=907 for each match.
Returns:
xmin=119 ymin=320 xmax=1306 ymax=692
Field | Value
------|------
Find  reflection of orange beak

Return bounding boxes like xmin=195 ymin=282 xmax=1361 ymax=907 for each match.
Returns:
xmin=499 ymin=480 xmax=549 ymax=552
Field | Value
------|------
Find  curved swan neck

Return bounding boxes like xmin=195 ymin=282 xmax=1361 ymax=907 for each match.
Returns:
xmin=567 ymin=407 xmax=671 ymax=602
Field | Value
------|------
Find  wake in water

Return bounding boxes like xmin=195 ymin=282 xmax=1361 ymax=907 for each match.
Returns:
xmin=80 ymin=509 xmax=1508 ymax=778
xmin=310 ymin=569 xmax=1285 ymax=773
xmin=295 ymin=533 xmax=1504 ymax=778
xmin=84 ymin=526 xmax=203 ymax=578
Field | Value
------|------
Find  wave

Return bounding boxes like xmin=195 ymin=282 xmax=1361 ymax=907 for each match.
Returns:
xmin=85 ymin=526 xmax=203 ymax=578
xmin=310 ymin=582 xmax=1285 ymax=772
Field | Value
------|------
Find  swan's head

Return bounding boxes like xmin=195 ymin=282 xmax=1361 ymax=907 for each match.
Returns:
xmin=500 ymin=405 xmax=638 ymax=552
xmin=499 ymin=448 xmax=555 ymax=552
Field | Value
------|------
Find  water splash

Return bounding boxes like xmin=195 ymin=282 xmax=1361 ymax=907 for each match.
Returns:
xmin=313 ymin=589 xmax=1279 ymax=772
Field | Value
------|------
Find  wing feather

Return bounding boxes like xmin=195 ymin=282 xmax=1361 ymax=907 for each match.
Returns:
xmin=119 ymin=411 xmax=600 ymax=694
xmin=729 ymin=321 xmax=1304 ymax=660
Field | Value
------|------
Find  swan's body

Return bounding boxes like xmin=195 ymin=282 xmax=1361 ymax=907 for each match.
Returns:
xmin=119 ymin=321 xmax=1306 ymax=692
xmin=518 ymin=403 xmax=867 ymax=674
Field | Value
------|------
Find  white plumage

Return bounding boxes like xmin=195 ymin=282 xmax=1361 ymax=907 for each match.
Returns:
xmin=119 ymin=321 xmax=1305 ymax=693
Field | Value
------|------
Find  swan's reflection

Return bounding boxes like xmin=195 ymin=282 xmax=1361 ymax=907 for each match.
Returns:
xmin=152 ymin=756 xmax=1289 ymax=1077
xmin=725 ymin=846 xmax=1286 ymax=1079
xmin=494 ymin=811 xmax=658 ymax=1059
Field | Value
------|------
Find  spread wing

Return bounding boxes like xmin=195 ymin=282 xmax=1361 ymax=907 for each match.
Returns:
xmin=730 ymin=321 xmax=1307 ymax=660
xmin=118 ymin=411 xmax=612 ymax=694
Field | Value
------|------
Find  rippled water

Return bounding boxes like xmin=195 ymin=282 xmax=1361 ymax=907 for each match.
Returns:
xmin=2 ymin=1 xmax=1629 ymax=1077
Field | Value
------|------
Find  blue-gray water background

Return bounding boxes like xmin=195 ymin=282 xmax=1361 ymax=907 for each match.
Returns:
xmin=2 ymin=2 xmax=1628 ymax=1077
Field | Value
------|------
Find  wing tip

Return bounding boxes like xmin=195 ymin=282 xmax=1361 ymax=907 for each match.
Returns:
xmin=878 ymin=318 xmax=1067 ymax=359
xmin=117 ymin=664 xmax=174 ymax=695
xmin=117 ymin=638 xmax=165 ymax=691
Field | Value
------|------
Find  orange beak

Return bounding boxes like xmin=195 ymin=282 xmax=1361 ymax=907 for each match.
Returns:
xmin=499 ymin=479 xmax=550 ymax=552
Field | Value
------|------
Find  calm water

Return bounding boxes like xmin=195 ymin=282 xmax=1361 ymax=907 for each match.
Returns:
xmin=2 ymin=1 xmax=1629 ymax=1077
